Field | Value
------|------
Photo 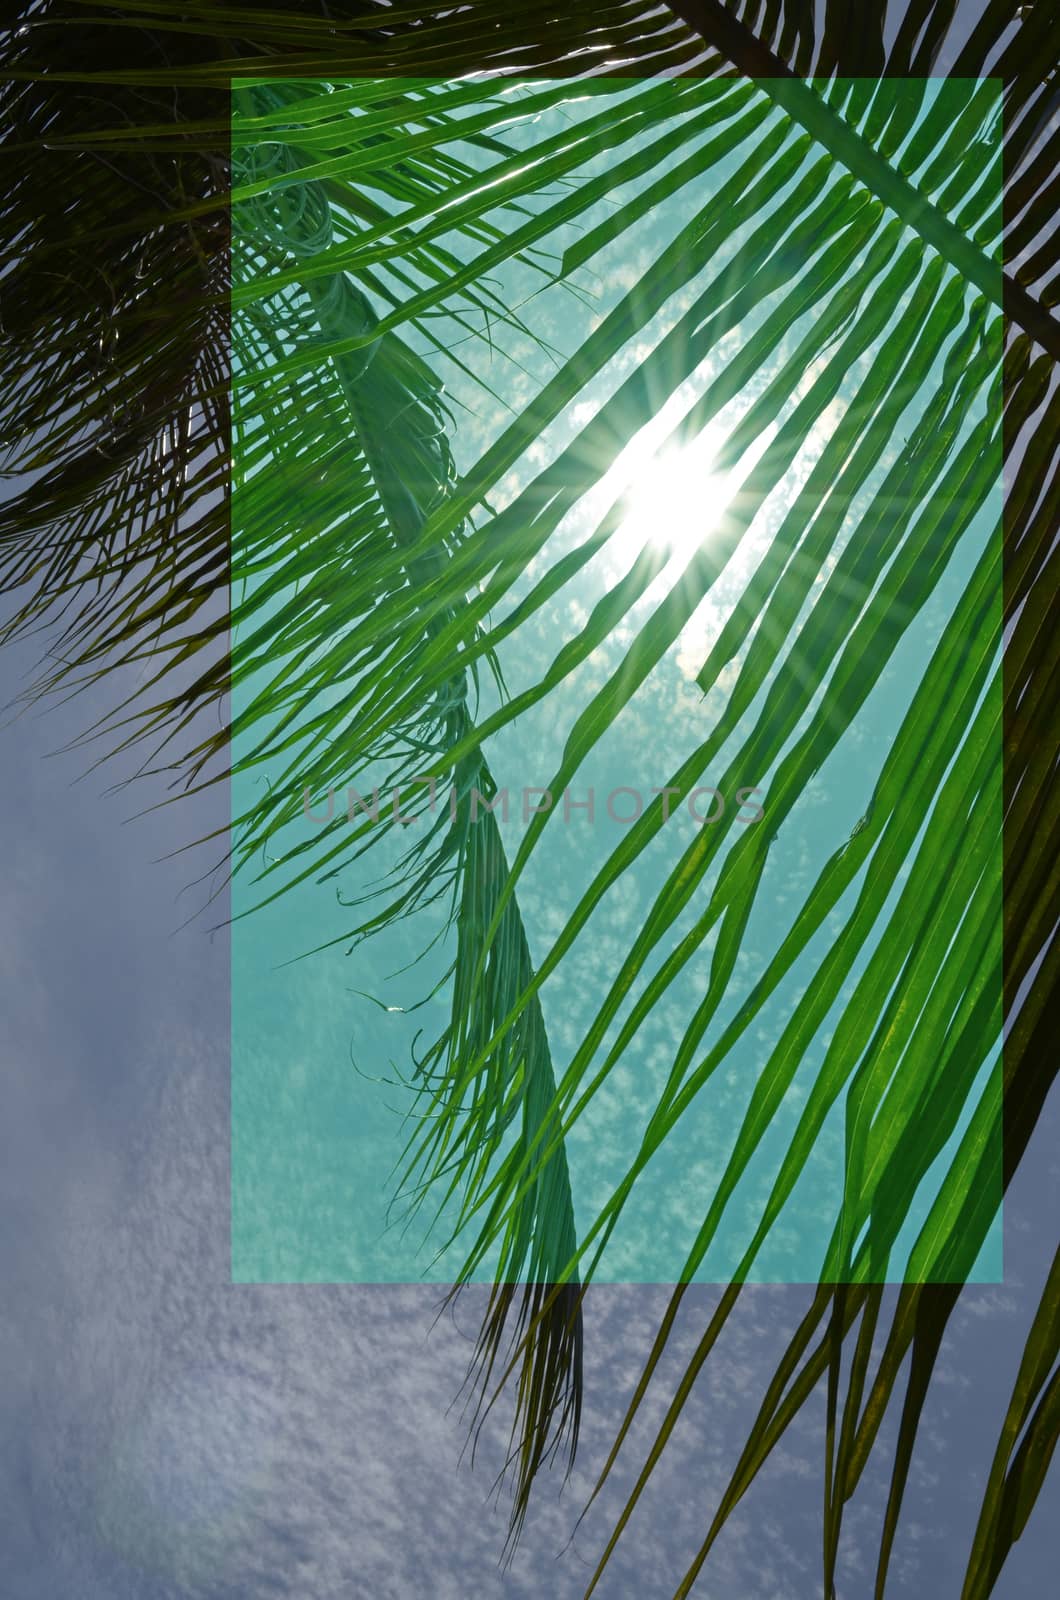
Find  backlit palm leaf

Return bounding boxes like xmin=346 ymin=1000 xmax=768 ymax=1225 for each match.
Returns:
xmin=227 ymin=77 xmax=584 ymax=1538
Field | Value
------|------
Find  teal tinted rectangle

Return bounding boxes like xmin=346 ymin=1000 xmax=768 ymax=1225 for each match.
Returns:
xmin=230 ymin=77 xmax=1003 ymax=1284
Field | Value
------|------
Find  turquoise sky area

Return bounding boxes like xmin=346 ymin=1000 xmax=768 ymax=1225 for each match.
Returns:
xmin=230 ymin=78 xmax=1003 ymax=1284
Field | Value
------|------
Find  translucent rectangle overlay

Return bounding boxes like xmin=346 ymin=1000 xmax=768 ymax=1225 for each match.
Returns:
xmin=230 ymin=77 xmax=1003 ymax=1285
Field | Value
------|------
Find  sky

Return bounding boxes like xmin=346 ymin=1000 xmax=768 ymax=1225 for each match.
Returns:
xmin=2 ymin=62 xmax=1056 ymax=1600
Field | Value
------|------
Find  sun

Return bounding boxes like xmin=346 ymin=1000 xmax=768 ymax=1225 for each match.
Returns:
xmin=610 ymin=425 xmax=735 ymax=579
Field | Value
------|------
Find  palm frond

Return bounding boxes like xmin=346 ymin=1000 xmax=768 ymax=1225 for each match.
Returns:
xmin=228 ymin=79 xmax=584 ymax=1530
